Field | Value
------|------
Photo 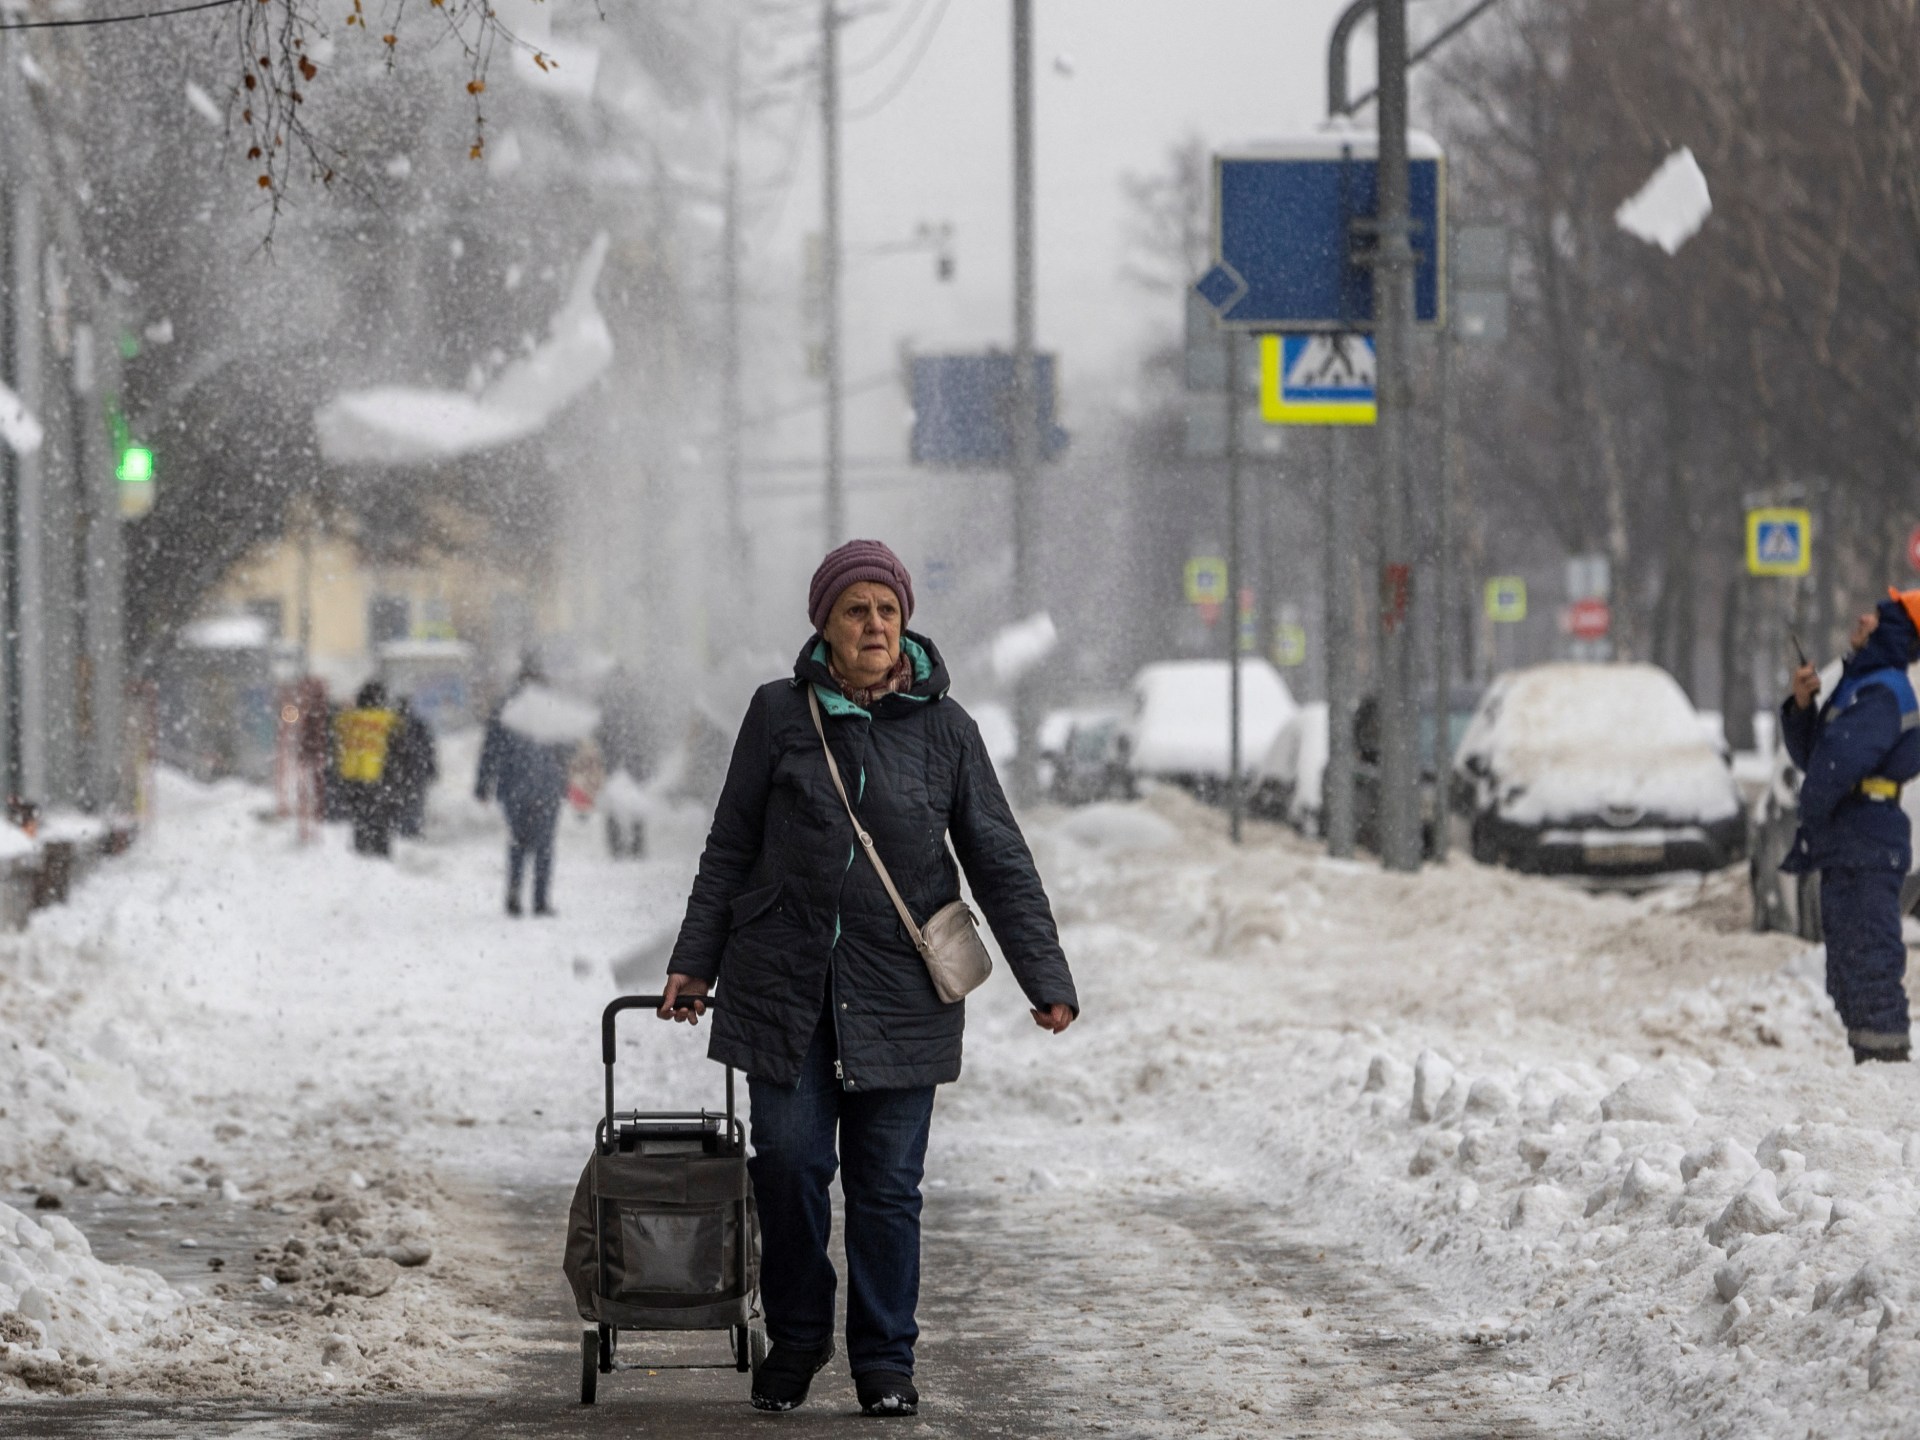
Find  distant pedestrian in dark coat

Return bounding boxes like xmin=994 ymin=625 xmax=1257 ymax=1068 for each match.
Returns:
xmin=658 ymin=539 xmax=1079 ymax=1418
xmin=1782 ymin=590 xmax=1920 ymax=1063
xmin=335 ymin=681 xmax=399 ymax=857
xmin=476 ymin=664 xmax=574 ymax=917
xmin=386 ymin=698 xmax=438 ymax=839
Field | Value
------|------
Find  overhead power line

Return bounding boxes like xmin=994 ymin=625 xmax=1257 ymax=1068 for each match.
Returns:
xmin=0 ymin=0 xmax=241 ymax=31
xmin=844 ymin=0 xmax=949 ymax=122
xmin=841 ymin=0 xmax=928 ymax=77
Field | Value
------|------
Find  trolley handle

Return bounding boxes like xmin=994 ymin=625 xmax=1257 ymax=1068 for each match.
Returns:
xmin=602 ymin=993 xmax=717 ymax=1065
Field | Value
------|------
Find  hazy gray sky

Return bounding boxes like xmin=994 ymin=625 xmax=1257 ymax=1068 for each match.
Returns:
xmin=755 ymin=0 xmax=1364 ymax=439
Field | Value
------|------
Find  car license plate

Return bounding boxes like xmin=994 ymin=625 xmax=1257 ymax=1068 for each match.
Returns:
xmin=1586 ymin=842 xmax=1665 ymax=867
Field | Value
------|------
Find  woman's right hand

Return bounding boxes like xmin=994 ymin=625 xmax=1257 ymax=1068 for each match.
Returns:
xmin=659 ymin=973 xmax=711 ymax=1024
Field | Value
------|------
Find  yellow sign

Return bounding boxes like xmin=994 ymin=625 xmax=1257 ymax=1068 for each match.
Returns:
xmin=1184 ymin=557 xmax=1227 ymax=605
xmin=1746 ymin=507 xmax=1812 ymax=577
xmin=1258 ymin=334 xmax=1377 ymax=426
xmin=1274 ymin=622 xmax=1307 ymax=667
xmin=1485 ymin=577 xmax=1527 ymax=623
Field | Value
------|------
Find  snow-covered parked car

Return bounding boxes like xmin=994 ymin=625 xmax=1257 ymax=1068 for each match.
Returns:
xmin=1451 ymin=662 xmax=1747 ymax=879
xmin=1250 ymin=702 xmax=1328 ymax=832
xmin=1124 ymin=659 xmax=1296 ymax=804
xmin=1041 ymin=707 xmax=1134 ymax=806
xmin=1748 ymin=660 xmax=1920 ymax=939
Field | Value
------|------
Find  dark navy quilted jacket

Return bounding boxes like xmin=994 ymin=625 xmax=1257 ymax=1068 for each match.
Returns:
xmin=667 ymin=632 xmax=1079 ymax=1090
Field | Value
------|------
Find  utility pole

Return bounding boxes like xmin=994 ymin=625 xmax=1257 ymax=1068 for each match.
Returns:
xmin=1372 ymin=0 xmax=1421 ymax=872
xmin=820 ymin=0 xmax=845 ymax=546
xmin=721 ymin=24 xmax=749 ymax=590
xmin=0 ymin=29 xmax=25 ymax=804
xmin=1009 ymin=0 xmax=1040 ymax=801
xmin=1225 ymin=327 xmax=1245 ymax=843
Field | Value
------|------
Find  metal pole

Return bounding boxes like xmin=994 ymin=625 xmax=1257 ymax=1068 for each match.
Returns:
xmin=1432 ymin=265 xmax=1456 ymax=862
xmin=0 ymin=32 xmax=23 ymax=805
xmin=1226 ymin=333 xmax=1244 ymax=843
xmin=1324 ymin=428 xmax=1357 ymax=856
xmin=1327 ymin=0 xmax=1375 ymax=116
xmin=1009 ymin=0 xmax=1041 ymax=802
xmin=722 ymin=24 xmax=749 ymax=585
xmin=821 ymin=0 xmax=845 ymax=546
xmin=1373 ymin=0 xmax=1420 ymax=871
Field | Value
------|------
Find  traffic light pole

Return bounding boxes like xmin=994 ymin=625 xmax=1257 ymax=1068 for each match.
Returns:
xmin=1009 ymin=0 xmax=1041 ymax=803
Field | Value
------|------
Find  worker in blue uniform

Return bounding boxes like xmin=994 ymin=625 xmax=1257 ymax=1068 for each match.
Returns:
xmin=1781 ymin=589 xmax=1920 ymax=1064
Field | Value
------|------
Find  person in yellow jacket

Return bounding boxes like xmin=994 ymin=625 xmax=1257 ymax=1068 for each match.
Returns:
xmin=335 ymin=681 xmax=400 ymax=857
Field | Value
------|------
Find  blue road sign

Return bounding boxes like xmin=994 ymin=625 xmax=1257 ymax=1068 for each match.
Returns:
xmin=909 ymin=354 xmax=1069 ymax=468
xmin=1202 ymin=133 xmax=1446 ymax=331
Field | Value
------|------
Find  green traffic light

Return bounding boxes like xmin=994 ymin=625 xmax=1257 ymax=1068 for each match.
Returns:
xmin=117 ymin=446 xmax=154 ymax=485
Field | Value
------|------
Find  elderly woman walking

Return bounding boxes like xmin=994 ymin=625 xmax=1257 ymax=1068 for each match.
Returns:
xmin=659 ymin=539 xmax=1079 ymax=1417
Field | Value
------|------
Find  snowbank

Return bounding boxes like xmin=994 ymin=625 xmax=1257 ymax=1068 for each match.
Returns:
xmin=979 ymin=790 xmax=1920 ymax=1439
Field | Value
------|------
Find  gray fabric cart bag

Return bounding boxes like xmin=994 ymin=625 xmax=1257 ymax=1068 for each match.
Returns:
xmin=564 ymin=1138 xmax=759 ymax=1330
xmin=562 ymin=994 xmax=759 ymax=1340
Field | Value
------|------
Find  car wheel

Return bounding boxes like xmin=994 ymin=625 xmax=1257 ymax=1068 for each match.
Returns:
xmin=1469 ymin=814 xmax=1498 ymax=866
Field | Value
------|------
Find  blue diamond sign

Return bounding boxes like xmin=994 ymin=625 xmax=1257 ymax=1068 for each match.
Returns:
xmin=1200 ymin=132 xmax=1447 ymax=331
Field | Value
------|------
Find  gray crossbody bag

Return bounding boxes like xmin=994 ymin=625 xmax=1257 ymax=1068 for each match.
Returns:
xmin=807 ymin=687 xmax=993 ymax=1004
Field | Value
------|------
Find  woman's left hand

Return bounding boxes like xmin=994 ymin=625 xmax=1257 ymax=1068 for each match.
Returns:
xmin=1031 ymin=1003 xmax=1075 ymax=1034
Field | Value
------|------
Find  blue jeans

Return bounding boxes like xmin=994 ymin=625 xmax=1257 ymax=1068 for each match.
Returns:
xmin=747 ymin=1013 xmax=935 ymax=1377
xmin=505 ymin=804 xmax=558 ymax=910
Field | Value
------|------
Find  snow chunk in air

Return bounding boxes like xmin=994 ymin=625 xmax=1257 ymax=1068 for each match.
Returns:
xmin=315 ymin=234 xmax=613 ymax=466
xmin=1615 ymin=147 xmax=1711 ymax=255
xmin=0 ymin=380 xmax=44 ymax=457
xmin=500 ymin=684 xmax=600 ymax=746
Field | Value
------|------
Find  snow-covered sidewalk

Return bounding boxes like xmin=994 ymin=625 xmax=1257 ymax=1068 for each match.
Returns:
xmin=2 ymin=767 xmax=1916 ymax=1436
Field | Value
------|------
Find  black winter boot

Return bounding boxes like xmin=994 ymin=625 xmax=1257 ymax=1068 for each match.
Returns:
xmin=855 ymin=1370 xmax=919 ymax=1417
xmin=1853 ymin=1043 xmax=1911 ymax=1065
xmin=751 ymin=1341 xmax=835 ymax=1412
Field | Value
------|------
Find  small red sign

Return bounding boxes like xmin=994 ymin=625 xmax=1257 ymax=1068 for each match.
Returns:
xmin=1568 ymin=598 xmax=1611 ymax=640
xmin=1907 ymin=525 xmax=1920 ymax=573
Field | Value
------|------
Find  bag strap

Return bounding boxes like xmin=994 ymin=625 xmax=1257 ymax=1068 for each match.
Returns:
xmin=808 ymin=687 xmax=928 ymax=953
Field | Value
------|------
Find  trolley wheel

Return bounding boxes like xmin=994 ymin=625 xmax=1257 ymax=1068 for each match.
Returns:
xmin=580 ymin=1330 xmax=598 ymax=1405
xmin=732 ymin=1324 xmax=751 ymax=1373
xmin=599 ymin=1323 xmax=614 ymax=1372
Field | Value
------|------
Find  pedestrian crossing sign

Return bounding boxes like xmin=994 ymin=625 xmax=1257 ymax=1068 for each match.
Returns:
xmin=1258 ymin=334 xmax=1377 ymax=426
xmin=1485 ymin=577 xmax=1527 ymax=623
xmin=1746 ymin=507 xmax=1811 ymax=577
xmin=1184 ymin=556 xmax=1228 ymax=605
xmin=1274 ymin=622 xmax=1307 ymax=667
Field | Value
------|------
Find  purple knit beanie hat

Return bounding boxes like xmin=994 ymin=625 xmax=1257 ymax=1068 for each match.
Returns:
xmin=808 ymin=539 xmax=915 ymax=633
